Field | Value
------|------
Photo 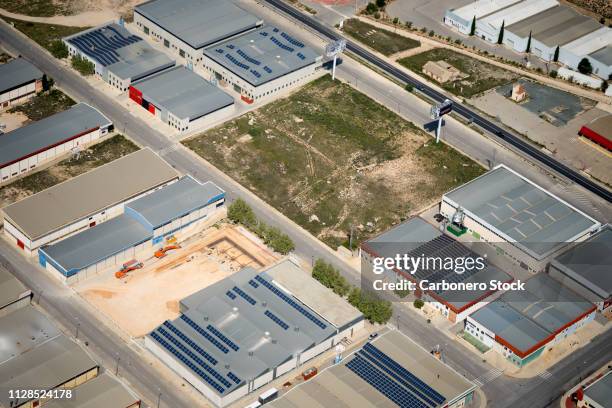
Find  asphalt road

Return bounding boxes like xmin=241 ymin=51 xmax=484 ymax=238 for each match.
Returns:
xmin=1 ymin=8 xmax=610 ymax=408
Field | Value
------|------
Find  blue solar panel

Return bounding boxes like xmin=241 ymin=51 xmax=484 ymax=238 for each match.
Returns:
xmin=363 ymin=343 xmax=445 ymax=405
xmin=248 ymin=280 xmax=259 ymax=288
xmin=226 ymin=291 xmax=236 ymax=300
xmin=225 ymin=53 xmax=250 ymax=70
xmin=270 ymin=36 xmax=294 ymax=53
xmin=254 ymin=275 xmax=327 ymax=329
xmin=237 ymin=49 xmax=261 ymax=65
xmin=206 ymin=325 xmax=240 ymax=351
xmin=280 ymin=32 xmax=305 ymax=48
xmin=264 ymin=310 xmax=289 ymax=330
xmin=180 ymin=315 xmax=230 ymax=354
xmin=67 ymin=24 xmax=139 ymax=68
xmin=162 ymin=321 xmax=218 ymax=365
xmin=259 ymin=31 xmax=269 ymax=37
xmin=227 ymin=372 xmax=242 ymax=384
xmin=251 ymin=69 xmax=261 ymax=78
xmin=150 ymin=332 xmax=226 ymax=394
xmin=227 ymin=44 xmax=235 ymax=49
xmin=232 ymin=286 xmax=256 ymax=306
xmin=263 ymin=66 xmax=272 ymax=74
xmin=215 ymin=48 xmax=224 ymax=54
xmin=347 ymin=355 xmax=429 ymax=408
xmin=297 ymin=52 xmax=306 ymax=60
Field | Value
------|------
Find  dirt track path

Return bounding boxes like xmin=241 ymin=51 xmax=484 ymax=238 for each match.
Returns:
xmin=0 ymin=8 xmax=117 ymax=26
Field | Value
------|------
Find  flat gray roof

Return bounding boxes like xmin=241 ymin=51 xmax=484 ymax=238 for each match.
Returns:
xmin=443 ymin=165 xmax=600 ymax=259
xmin=584 ymin=371 xmax=612 ymax=408
xmin=589 ymin=45 xmax=612 ymax=66
xmin=126 ymin=175 xmax=224 ymax=229
xmin=132 ymin=66 xmax=234 ymax=121
xmin=269 ymin=330 xmax=475 ymax=408
xmin=0 ymin=58 xmax=43 ymax=93
xmin=584 ymin=114 xmax=612 ymax=137
xmin=204 ymin=26 xmax=320 ymax=86
xmin=45 ymin=373 xmax=140 ymax=408
xmin=65 ymin=23 xmax=175 ymax=80
xmin=0 ymin=103 xmax=112 ymax=169
xmin=507 ymin=6 xmax=600 ymax=47
xmin=550 ymin=225 xmax=612 ymax=299
xmin=0 ymin=266 xmax=28 ymax=309
xmin=41 ymin=214 xmax=152 ymax=277
xmin=135 ymin=0 xmax=261 ymax=50
xmin=148 ymin=261 xmax=340 ymax=396
xmin=471 ymin=273 xmax=595 ymax=355
xmin=3 ymin=148 xmax=178 ymax=240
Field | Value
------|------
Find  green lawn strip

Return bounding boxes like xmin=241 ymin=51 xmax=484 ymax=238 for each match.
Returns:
xmin=342 ymin=18 xmax=420 ymax=56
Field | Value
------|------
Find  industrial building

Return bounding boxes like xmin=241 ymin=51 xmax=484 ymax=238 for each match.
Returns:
xmin=444 ymin=0 xmax=522 ymax=35
xmin=579 ymin=114 xmax=612 ymax=151
xmin=45 ymin=373 xmax=142 ymax=408
xmin=578 ymin=371 xmax=612 ymax=408
xmin=39 ymin=176 xmax=225 ymax=282
xmin=0 ymin=103 xmax=113 ymax=185
xmin=0 ymin=265 xmax=31 ymax=315
xmin=2 ymin=148 xmax=178 ymax=255
xmin=64 ymin=23 xmax=175 ymax=91
xmin=134 ymin=0 xmax=262 ymax=65
xmin=0 ymin=58 xmax=43 ymax=109
xmin=0 ymin=306 xmax=99 ymax=408
xmin=560 ymin=27 xmax=612 ymax=80
xmin=129 ymin=66 xmax=234 ymax=133
xmin=466 ymin=273 xmax=596 ymax=366
xmin=549 ymin=224 xmax=611 ymax=311
xmin=267 ymin=330 xmax=476 ymax=408
xmin=362 ymin=217 xmax=513 ymax=323
xmin=145 ymin=259 xmax=364 ymax=407
xmin=440 ymin=165 xmax=600 ymax=272
xmin=202 ymin=26 xmax=322 ymax=103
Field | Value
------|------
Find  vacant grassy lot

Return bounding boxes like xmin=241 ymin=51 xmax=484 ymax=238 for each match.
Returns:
xmin=184 ymin=75 xmax=483 ymax=248
xmin=0 ymin=135 xmax=139 ymax=209
xmin=343 ymin=19 xmax=420 ymax=56
xmin=398 ymin=48 xmax=519 ymax=98
xmin=9 ymin=88 xmax=75 ymax=121
xmin=1 ymin=17 xmax=87 ymax=54
xmin=0 ymin=0 xmax=67 ymax=17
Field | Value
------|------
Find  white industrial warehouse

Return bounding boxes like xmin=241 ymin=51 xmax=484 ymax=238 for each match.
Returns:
xmin=134 ymin=0 xmax=262 ymax=64
xmin=0 ymin=103 xmax=112 ymax=185
xmin=64 ymin=23 xmax=175 ymax=91
xmin=145 ymin=259 xmax=364 ymax=407
xmin=0 ymin=58 xmax=43 ymax=110
xmin=2 ymin=148 xmax=178 ymax=255
xmin=129 ymin=66 xmax=235 ymax=133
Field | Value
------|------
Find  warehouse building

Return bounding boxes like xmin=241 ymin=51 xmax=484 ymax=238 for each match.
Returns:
xmin=578 ymin=371 xmax=612 ymax=408
xmin=0 ymin=265 xmax=31 ymax=316
xmin=0 ymin=306 xmax=99 ymax=408
xmin=440 ymin=165 xmax=600 ymax=272
xmin=362 ymin=217 xmax=513 ymax=323
xmin=444 ymin=0 xmax=522 ymax=35
xmin=64 ymin=23 xmax=175 ymax=91
xmin=45 ymin=373 xmax=142 ymax=408
xmin=503 ymin=5 xmax=600 ymax=59
xmin=202 ymin=26 xmax=322 ymax=103
xmin=145 ymin=259 xmax=364 ymax=407
xmin=578 ymin=114 xmax=612 ymax=151
xmin=549 ymin=224 xmax=611 ymax=311
xmin=39 ymin=176 xmax=225 ymax=282
xmin=0 ymin=58 xmax=43 ymax=110
xmin=134 ymin=0 xmax=262 ymax=65
xmin=0 ymin=103 xmax=113 ymax=184
xmin=268 ymin=330 xmax=476 ymax=408
xmin=559 ymin=27 xmax=612 ymax=80
xmin=129 ymin=66 xmax=234 ymax=133
xmin=2 ymin=148 xmax=178 ymax=255
xmin=466 ymin=273 xmax=596 ymax=366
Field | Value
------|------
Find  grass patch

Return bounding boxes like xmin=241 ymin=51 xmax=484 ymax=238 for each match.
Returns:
xmin=398 ymin=48 xmax=519 ymax=98
xmin=8 ymin=88 xmax=75 ymax=121
xmin=1 ymin=16 xmax=88 ymax=54
xmin=0 ymin=0 xmax=67 ymax=17
xmin=343 ymin=18 xmax=420 ymax=56
xmin=184 ymin=75 xmax=484 ymax=248
xmin=0 ymin=135 xmax=139 ymax=208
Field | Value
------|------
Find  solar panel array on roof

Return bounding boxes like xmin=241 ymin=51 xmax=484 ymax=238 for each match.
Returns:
xmin=66 ymin=24 xmax=142 ymax=67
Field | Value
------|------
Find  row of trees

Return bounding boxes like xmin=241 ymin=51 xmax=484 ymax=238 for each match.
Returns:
xmin=312 ymin=260 xmax=392 ymax=324
xmin=49 ymin=40 xmax=94 ymax=76
xmin=227 ymin=199 xmax=295 ymax=255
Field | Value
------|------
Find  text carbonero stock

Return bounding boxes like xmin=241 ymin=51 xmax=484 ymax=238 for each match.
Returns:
xmin=372 ymin=279 xmax=526 ymax=292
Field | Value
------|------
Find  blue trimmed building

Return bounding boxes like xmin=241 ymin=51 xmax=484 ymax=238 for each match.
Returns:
xmin=39 ymin=176 xmax=225 ymax=282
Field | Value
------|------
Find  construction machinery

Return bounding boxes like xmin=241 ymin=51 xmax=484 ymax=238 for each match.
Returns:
xmin=154 ymin=244 xmax=181 ymax=259
xmin=115 ymin=259 xmax=143 ymax=279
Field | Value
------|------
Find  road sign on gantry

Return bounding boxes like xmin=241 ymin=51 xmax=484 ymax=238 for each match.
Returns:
xmin=431 ymin=99 xmax=453 ymax=119
xmin=325 ymin=39 xmax=346 ymax=57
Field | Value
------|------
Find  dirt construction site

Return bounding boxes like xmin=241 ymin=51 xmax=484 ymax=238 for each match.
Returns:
xmin=73 ymin=224 xmax=279 ymax=338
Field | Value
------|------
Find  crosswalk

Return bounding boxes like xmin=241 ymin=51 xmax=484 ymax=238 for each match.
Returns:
xmin=472 ymin=368 xmax=504 ymax=387
xmin=158 ymin=144 xmax=180 ymax=156
xmin=537 ymin=369 xmax=553 ymax=381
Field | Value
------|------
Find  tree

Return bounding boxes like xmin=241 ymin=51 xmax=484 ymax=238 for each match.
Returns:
xmin=601 ymin=81 xmax=608 ymax=93
xmin=525 ymin=30 xmax=532 ymax=53
xmin=553 ymin=46 xmax=559 ymax=62
xmin=71 ymin=55 xmax=94 ymax=76
xmin=50 ymin=40 xmax=68 ymax=59
xmin=376 ymin=0 xmax=386 ymax=8
xmin=365 ymin=2 xmax=378 ymax=14
xmin=577 ymin=58 xmax=593 ymax=75
xmin=497 ymin=20 xmax=504 ymax=44
xmin=549 ymin=70 xmax=558 ymax=78
xmin=405 ymin=83 xmax=413 ymax=92
xmin=413 ymin=299 xmax=424 ymax=309
xmin=41 ymin=74 xmax=54 ymax=91
xmin=469 ymin=16 xmax=476 ymax=36
xmin=312 ymin=260 xmax=350 ymax=297
xmin=393 ymin=17 xmax=399 ymax=25
xmin=228 ymin=199 xmax=256 ymax=227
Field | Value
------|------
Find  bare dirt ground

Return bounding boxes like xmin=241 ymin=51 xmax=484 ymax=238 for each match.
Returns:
xmin=74 ymin=225 xmax=279 ymax=337
xmin=0 ymin=110 xmax=27 ymax=132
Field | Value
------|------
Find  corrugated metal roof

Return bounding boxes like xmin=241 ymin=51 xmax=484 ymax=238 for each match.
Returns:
xmin=0 ymin=58 xmax=43 ymax=93
xmin=451 ymin=0 xmax=522 ymax=21
xmin=135 ymin=0 xmax=261 ymax=49
xmin=0 ymin=103 xmax=112 ymax=169
xmin=589 ymin=45 xmax=612 ymax=66
xmin=562 ymin=27 xmax=612 ymax=57
xmin=584 ymin=371 xmax=612 ymax=408
xmin=479 ymin=0 xmax=559 ymax=29
xmin=2 ymin=148 xmax=178 ymax=240
xmin=126 ymin=175 xmax=224 ymax=229
xmin=132 ymin=66 xmax=234 ymax=121
xmin=0 ymin=266 xmax=27 ymax=308
xmin=0 ymin=306 xmax=60 ymax=363
xmin=45 ymin=373 xmax=140 ymax=408
xmin=203 ymin=26 xmax=320 ymax=86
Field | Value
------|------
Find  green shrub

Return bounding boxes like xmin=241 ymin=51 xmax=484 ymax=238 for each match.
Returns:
xmin=228 ymin=198 xmax=256 ymax=227
xmin=405 ymin=84 xmax=413 ymax=92
xmin=413 ymin=299 xmax=424 ymax=309
xmin=50 ymin=40 xmax=68 ymax=59
xmin=71 ymin=54 xmax=94 ymax=75
xmin=365 ymin=2 xmax=378 ymax=14
xmin=349 ymin=288 xmax=392 ymax=324
xmin=312 ymin=260 xmax=351 ymax=296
